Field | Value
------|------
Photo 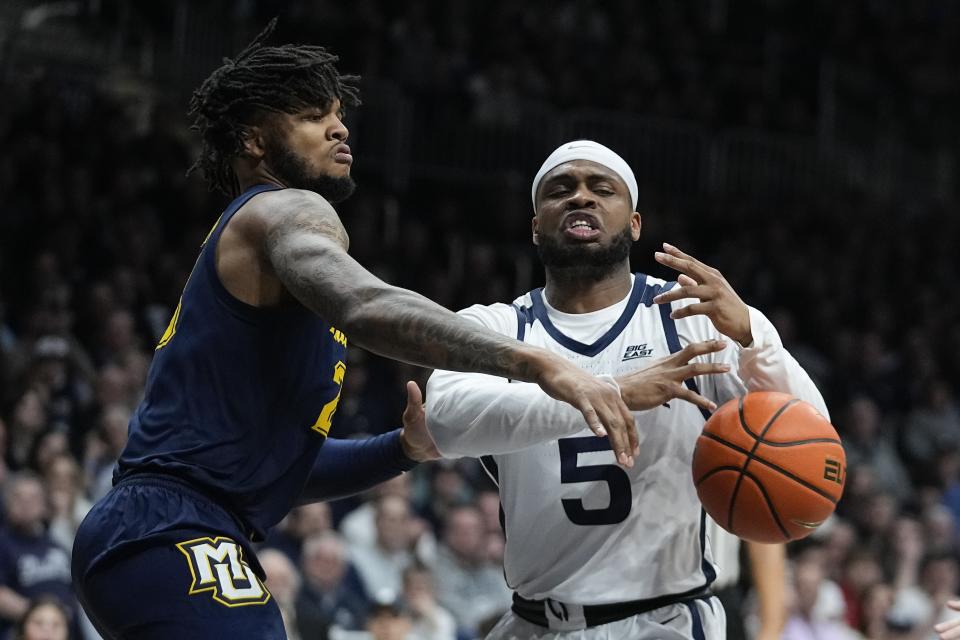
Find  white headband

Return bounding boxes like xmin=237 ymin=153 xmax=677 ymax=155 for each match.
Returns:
xmin=531 ymin=140 xmax=638 ymax=210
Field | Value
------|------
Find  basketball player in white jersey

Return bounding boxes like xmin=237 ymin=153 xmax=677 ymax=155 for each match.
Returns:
xmin=424 ymin=140 xmax=829 ymax=639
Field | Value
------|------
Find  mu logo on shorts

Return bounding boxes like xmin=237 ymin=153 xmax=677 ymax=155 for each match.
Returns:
xmin=176 ymin=536 xmax=270 ymax=607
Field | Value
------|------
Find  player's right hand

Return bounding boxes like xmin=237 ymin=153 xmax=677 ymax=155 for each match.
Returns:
xmin=615 ymin=339 xmax=730 ymax=413
xmin=535 ymin=356 xmax=638 ymax=468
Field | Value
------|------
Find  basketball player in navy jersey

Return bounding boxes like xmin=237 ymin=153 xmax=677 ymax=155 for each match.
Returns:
xmin=66 ymin=23 xmax=697 ymax=639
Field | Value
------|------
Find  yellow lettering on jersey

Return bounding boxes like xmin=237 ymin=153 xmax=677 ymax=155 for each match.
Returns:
xmin=332 ymin=360 xmax=346 ymax=385
xmin=311 ymin=360 xmax=347 ymax=436
xmin=329 ymin=326 xmax=348 ymax=347
xmin=156 ymin=298 xmax=182 ymax=350
xmin=175 ymin=536 xmax=270 ymax=607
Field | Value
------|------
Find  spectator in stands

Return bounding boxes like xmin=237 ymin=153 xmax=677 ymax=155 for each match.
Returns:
xmin=297 ymin=533 xmax=370 ymax=638
xmin=838 ymin=547 xmax=883 ymax=630
xmin=365 ymin=603 xmax=413 ymax=640
xmin=842 ymin=395 xmax=912 ymax=503
xmin=476 ymin=489 xmax=506 ymax=565
xmin=922 ymin=552 xmax=960 ymax=632
xmin=95 ymin=309 xmax=141 ymax=367
xmin=401 ymin=563 xmax=455 ymax=640
xmin=0 ymin=473 xmax=75 ymax=638
xmin=43 ymin=453 xmax=91 ymax=555
xmin=11 ymin=596 xmax=69 ymax=640
xmin=421 ymin=464 xmax=471 ymax=532
xmin=903 ymin=379 xmax=960 ymax=480
xmin=6 ymin=391 xmax=48 ymax=472
xmin=349 ymin=496 xmax=420 ymax=604
xmin=340 ymin=475 xmax=413 ymax=549
xmin=266 ymin=502 xmax=334 ymax=566
xmin=91 ymin=364 xmax=136 ymax=414
xmin=923 ymin=504 xmax=958 ymax=556
xmin=26 ymin=429 xmax=69 ymax=476
xmin=26 ymin=335 xmax=94 ymax=436
xmin=431 ymin=505 xmax=510 ymax=635
xmin=85 ymin=402 xmax=130 ymax=501
xmin=857 ymin=582 xmax=895 ymax=639
xmin=782 ymin=554 xmax=856 ymax=640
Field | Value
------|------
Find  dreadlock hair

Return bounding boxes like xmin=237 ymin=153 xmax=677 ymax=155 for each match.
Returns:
xmin=187 ymin=18 xmax=360 ymax=195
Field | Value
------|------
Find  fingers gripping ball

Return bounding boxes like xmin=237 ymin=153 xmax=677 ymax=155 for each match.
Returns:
xmin=692 ymin=392 xmax=845 ymax=543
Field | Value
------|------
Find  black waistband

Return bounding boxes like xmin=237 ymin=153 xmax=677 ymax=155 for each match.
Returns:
xmin=115 ymin=469 xmax=255 ymax=541
xmin=512 ymin=585 xmax=712 ymax=628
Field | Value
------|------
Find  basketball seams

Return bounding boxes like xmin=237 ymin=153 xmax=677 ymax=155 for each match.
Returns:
xmin=737 ymin=398 xmax=836 ymax=446
xmin=694 ymin=467 xmax=790 ymax=541
xmin=694 ymin=465 xmax=743 ymax=484
xmin=743 ymin=437 xmax=842 ymax=447
xmin=739 ymin=470 xmax=790 ymax=541
xmin=737 ymin=395 xmax=801 ymax=441
xmin=698 ymin=431 xmax=841 ymax=505
xmin=724 ymin=397 xmax=751 ymax=531
xmin=726 ymin=396 xmax=800 ymax=532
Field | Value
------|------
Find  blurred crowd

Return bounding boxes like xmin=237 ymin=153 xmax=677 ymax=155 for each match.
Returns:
xmin=1 ymin=2 xmax=960 ymax=640
xmin=331 ymin=0 xmax=960 ymax=147
xmin=100 ymin=0 xmax=960 ymax=146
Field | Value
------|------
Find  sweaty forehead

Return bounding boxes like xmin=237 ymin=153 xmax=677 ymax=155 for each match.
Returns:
xmin=539 ymin=159 xmax=627 ymax=189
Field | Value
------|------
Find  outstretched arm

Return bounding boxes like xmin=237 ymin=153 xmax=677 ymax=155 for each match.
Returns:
xmin=298 ymin=382 xmax=437 ymax=504
xmin=297 ymin=431 xmax=415 ymax=504
xmin=426 ymin=307 xmax=728 ymax=457
xmin=259 ymin=189 xmax=637 ymax=465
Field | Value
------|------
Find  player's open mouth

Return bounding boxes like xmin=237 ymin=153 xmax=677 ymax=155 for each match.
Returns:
xmin=562 ymin=212 xmax=601 ymax=241
xmin=334 ymin=144 xmax=352 ymax=164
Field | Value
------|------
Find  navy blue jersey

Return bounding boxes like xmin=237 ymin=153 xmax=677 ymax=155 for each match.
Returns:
xmin=117 ymin=184 xmax=348 ymax=539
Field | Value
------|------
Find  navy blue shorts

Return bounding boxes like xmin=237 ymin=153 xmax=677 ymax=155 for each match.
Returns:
xmin=72 ymin=474 xmax=286 ymax=639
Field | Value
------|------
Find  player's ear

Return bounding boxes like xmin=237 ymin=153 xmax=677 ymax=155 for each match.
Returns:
xmin=631 ymin=211 xmax=641 ymax=241
xmin=239 ymin=125 xmax=267 ymax=160
xmin=531 ymin=215 xmax=540 ymax=245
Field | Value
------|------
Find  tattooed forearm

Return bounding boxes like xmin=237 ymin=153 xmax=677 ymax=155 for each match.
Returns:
xmin=264 ymin=195 xmax=547 ymax=381
xmin=347 ymin=289 xmax=543 ymax=380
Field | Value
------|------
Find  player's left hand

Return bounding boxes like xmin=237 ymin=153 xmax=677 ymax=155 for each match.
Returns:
xmin=935 ymin=600 xmax=960 ymax=639
xmin=400 ymin=381 xmax=441 ymax=462
xmin=652 ymin=243 xmax=753 ymax=347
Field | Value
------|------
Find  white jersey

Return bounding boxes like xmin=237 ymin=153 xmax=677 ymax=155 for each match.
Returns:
xmin=426 ymin=274 xmax=827 ymax=606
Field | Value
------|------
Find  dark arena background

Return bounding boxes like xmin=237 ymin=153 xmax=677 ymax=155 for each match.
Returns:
xmin=1 ymin=2 xmax=959 ymax=639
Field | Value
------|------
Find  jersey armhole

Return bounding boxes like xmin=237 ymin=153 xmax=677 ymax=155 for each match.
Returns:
xmin=201 ymin=185 xmax=285 ymax=318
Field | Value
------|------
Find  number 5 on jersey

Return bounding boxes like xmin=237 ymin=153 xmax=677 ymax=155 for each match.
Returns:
xmin=559 ymin=436 xmax=632 ymax=525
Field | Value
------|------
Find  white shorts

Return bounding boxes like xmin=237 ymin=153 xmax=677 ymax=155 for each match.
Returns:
xmin=485 ymin=596 xmax=725 ymax=640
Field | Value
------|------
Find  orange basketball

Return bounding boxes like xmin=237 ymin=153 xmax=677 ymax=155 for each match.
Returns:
xmin=691 ymin=391 xmax=845 ymax=543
